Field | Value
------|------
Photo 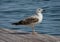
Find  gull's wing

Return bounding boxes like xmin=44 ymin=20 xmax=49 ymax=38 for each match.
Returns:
xmin=12 ymin=17 xmax=39 ymax=25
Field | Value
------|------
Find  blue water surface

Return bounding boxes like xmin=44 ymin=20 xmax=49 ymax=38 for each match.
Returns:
xmin=0 ymin=0 xmax=60 ymax=36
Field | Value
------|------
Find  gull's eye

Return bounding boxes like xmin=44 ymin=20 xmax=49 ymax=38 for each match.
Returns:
xmin=39 ymin=9 xmax=40 ymax=11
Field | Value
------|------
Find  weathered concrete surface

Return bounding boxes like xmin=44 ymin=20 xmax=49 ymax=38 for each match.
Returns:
xmin=0 ymin=28 xmax=60 ymax=42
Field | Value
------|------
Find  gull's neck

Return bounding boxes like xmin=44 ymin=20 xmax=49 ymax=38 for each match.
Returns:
xmin=36 ymin=12 xmax=42 ymax=16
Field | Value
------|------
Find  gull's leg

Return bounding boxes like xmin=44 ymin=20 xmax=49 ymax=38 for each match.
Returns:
xmin=32 ymin=25 xmax=35 ymax=35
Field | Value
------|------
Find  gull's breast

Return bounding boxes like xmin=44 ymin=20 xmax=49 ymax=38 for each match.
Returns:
xmin=37 ymin=14 xmax=43 ymax=24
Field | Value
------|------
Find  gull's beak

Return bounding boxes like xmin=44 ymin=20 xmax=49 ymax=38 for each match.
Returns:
xmin=43 ymin=9 xmax=45 ymax=12
xmin=42 ymin=9 xmax=45 ymax=13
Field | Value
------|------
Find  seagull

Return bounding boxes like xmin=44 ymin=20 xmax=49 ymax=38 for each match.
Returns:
xmin=12 ymin=8 xmax=44 ymax=35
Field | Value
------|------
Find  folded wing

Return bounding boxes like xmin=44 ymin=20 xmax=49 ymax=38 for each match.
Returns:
xmin=12 ymin=17 xmax=39 ymax=25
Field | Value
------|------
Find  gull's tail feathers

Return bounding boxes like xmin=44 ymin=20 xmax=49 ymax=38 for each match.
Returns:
xmin=12 ymin=22 xmax=20 ymax=25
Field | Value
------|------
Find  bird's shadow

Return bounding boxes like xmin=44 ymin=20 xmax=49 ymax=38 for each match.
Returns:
xmin=9 ymin=33 xmax=30 ymax=35
xmin=9 ymin=32 xmax=30 ymax=35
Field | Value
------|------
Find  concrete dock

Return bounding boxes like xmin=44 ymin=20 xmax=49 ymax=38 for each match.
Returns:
xmin=0 ymin=28 xmax=60 ymax=42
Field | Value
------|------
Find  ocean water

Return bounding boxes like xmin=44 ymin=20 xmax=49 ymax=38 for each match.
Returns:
xmin=0 ymin=0 xmax=60 ymax=36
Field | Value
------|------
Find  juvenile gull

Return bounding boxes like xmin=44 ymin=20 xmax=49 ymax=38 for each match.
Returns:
xmin=12 ymin=8 xmax=44 ymax=35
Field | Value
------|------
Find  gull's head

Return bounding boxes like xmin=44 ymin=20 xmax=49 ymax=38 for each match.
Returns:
xmin=36 ymin=8 xmax=43 ymax=13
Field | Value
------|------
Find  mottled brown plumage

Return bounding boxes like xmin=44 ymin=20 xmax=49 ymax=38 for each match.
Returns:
xmin=12 ymin=17 xmax=39 ymax=25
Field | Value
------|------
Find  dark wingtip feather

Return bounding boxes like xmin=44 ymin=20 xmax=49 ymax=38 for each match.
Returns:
xmin=12 ymin=23 xmax=19 ymax=25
